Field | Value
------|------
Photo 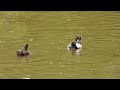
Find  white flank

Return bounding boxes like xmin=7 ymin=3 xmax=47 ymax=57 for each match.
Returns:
xmin=76 ymin=43 xmax=82 ymax=49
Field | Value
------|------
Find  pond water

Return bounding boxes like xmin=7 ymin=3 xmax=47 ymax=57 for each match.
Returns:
xmin=0 ymin=11 xmax=120 ymax=79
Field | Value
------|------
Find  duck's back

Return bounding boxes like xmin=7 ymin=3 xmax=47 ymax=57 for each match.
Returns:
xmin=16 ymin=49 xmax=31 ymax=56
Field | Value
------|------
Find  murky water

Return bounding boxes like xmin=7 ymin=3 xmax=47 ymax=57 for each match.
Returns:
xmin=0 ymin=11 xmax=120 ymax=79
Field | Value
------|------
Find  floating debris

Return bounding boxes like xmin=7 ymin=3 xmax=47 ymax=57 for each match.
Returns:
xmin=67 ymin=19 xmax=71 ymax=21
xmin=28 ymin=75 xmax=30 ymax=76
xmin=111 ymin=66 xmax=114 ymax=69
xmin=22 ymin=78 xmax=30 ymax=79
xmin=9 ymin=31 xmax=14 ymax=33
xmin=59 ymin=72 xmax=63 ymax=75
xmin=50 ymin=62 xmax=53 ymax=64
xmin=90 ymin=69 xmax=97 ymax=71
xmin=30 ymin=38 xmax=34 ymax=42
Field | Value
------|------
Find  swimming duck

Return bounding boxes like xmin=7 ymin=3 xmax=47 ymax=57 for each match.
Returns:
xmin=16 ymin=44 xmax=31 ymax=56
xmin=67 ymin=35 xmax=82 ymax=50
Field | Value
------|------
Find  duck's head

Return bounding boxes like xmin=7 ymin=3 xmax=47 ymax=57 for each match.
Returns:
xmin=24 ymin=44 xmax=29 ymax=50
xmin=75 ymin=35 xmax=81 ymax=43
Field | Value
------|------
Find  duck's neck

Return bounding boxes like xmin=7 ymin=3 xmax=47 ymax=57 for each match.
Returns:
xmin=25 ymin=48 xmax=28 ymax=50
xmin=24 ymin=44 xmax=28 ymax=50
xmin=76 ymin=40 xmax=80 ymax=43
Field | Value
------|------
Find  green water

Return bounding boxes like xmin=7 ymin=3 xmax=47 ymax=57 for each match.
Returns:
xmin=0 ymin=11 xmax=120 ymax=79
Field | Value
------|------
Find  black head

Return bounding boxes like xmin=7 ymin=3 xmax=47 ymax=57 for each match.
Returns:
xmin=75 ymin=35 xmax=81 ymax=43
xmin=24 ymin=44 xmax=29 ymax=50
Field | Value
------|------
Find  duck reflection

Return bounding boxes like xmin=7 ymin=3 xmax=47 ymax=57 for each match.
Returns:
xmin=67 ymin=48 xmax=82 ymax=56
xmin=17 ymin=55 xmax=29 ymax=62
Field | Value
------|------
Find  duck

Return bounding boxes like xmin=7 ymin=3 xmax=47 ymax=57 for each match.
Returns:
xmin=67 ymin=35 xmax=82 ymax=50
xmin=16 ymin=44 xmax=31 ymax=56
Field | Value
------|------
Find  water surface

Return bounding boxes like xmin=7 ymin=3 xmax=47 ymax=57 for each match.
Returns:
xmin=0 ymin=11 xmax=120 ymax=79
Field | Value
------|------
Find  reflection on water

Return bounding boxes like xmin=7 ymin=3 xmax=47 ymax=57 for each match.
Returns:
xmin=17 ymin=56 xmax=29 ymax=61
xmin=0 ymin=11 xmax=120 ymax=79
xmin=67 ymin=48 xmax=82 ymax=56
